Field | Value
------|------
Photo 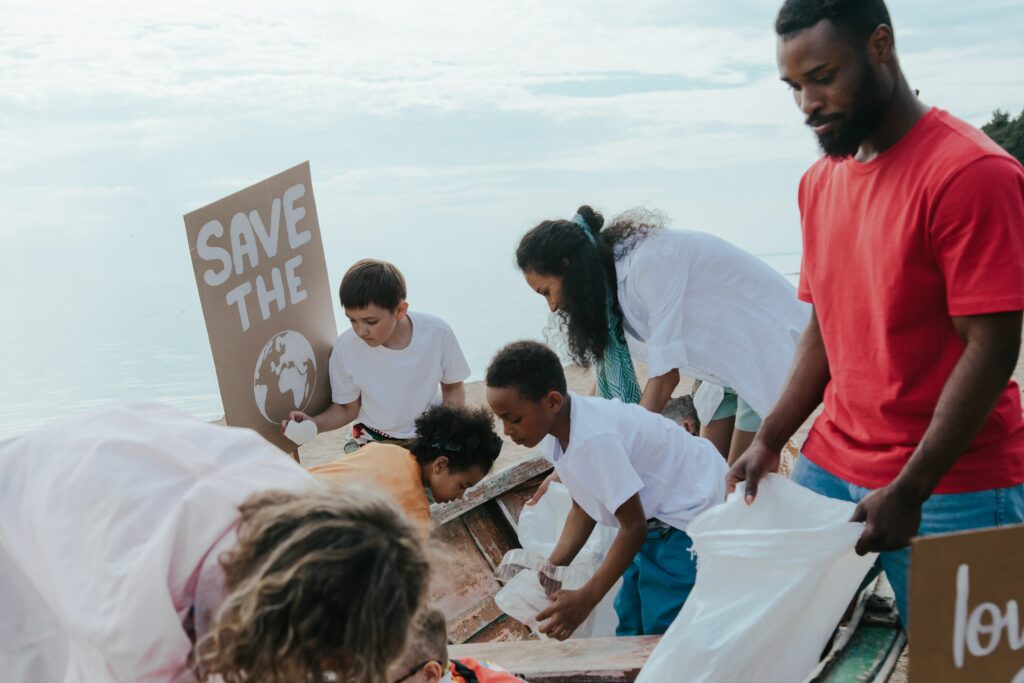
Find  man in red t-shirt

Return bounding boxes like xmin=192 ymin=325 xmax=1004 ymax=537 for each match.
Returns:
xmin=728 ymin=0 xmax=1024 ymax=626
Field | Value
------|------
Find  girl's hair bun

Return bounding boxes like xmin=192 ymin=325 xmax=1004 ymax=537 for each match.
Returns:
xmin=575 ymin=205 xmax=605 ymax=232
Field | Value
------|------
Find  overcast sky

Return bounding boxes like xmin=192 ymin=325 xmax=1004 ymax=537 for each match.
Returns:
xmin=3 ymin=1 xmax=1021 ymax=288
xmin=1 ymin=1 xmax=1021 ymax=435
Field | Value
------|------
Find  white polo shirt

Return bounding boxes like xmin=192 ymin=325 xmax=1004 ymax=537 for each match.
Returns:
xmin=538 ymin=393 xmax=727 ymax=532
xmin=329 ymin=310 xmax=471 ymax=438
xmin=615 ymin=229 xmax=810 ymax=418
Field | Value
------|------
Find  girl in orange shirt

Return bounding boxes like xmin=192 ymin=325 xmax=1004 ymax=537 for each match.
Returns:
xmin=310 ymin=405 xmax=502 ymax=529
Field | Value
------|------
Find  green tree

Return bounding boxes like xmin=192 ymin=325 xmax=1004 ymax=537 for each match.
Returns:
xmin=982 ymin=109 xmax=1024 ymax=165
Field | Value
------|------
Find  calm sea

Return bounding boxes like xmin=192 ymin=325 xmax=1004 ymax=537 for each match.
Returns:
xmin=0 ymin=253 xmax=800 ymax=440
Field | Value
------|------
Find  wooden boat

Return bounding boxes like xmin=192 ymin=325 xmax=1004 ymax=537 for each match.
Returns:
xmin=428 ymin=450 xmax=907 ymax=682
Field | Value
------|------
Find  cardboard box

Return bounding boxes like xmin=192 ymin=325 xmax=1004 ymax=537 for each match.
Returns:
xmin=909 ymin=523 xmax=1024 ymax=682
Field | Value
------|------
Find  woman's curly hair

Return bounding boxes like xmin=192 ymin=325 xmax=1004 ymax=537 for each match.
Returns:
xmin=194 ymin=485 xmax=429 ymax=683
xmin=515 ymin=205 xmax=665 ymax=366
xmin=408 ymin=404 xmax=502 ymax=474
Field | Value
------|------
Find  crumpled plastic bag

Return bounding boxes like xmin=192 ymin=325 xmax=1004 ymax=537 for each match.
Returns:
xmin=494 ymin=482 xmax=620 ymax=638
xmin=636 ymin=474 xmax=878 ymax=683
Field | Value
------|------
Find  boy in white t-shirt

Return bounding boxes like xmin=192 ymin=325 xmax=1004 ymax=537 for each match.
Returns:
xmin=284 ymin=259 xmax=471 ymax=450
xmin=485 ymin=341 xmax=727 ymax=639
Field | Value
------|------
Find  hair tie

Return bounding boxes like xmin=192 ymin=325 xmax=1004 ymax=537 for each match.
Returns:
xmin=430 ymin=436 xmax=480 ymax=452
xmin=571 ymin=213 xmax=597 ymax=245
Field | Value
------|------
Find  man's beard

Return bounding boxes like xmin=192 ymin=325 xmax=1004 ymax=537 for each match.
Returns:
xmin=810 ymin=58 xmax=888 ymax=159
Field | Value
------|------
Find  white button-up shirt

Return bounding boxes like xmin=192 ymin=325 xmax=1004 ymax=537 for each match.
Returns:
xmin=615 ymin=229 xmax=810 ymax=418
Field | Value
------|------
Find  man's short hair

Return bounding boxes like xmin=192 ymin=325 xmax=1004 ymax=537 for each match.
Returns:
xmin=775 ymin=0 xmax=892 ymax=43
xmin=339 ymin=259 xmax=407 ymax=311
xmin=486 ymin=341 xmax=567 ymax=401
xmin=394 ymin=608 xmax=449 ymax=673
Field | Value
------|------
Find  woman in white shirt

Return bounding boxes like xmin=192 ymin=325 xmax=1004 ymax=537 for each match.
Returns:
xmin=515 ymin=205 xmax=809 ymax=463
xmin=0 ymin=402 xmax=428 ymax=683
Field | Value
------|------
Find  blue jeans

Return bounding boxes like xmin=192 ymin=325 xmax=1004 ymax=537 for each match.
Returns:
xmin=614 ymin=526 xmax=697 ymax=636
xmin=791 ymin=456 xmax=1024 ymax=627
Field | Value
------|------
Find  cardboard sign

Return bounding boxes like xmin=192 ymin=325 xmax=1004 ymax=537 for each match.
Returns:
xmin=184 ymin=162 xmax=337 ymax=451
xmin=910 ymin=524 xmax=1024 ymax=682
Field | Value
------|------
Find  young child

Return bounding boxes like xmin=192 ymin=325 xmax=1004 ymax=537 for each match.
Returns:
xmin=388 ymin=607 xmax=527 ymax=683
xmin=309 ymin=405 xmax=503 ymax=531
xmin=663 ymin=393 xmax=700 ymax=436
xmin=0 ymin=402 xmax=429 ymax=683
xmin=485 ymin=341 xmax=727 ymax=639
xmin=284 ymin=258 xmax=471 ymax=450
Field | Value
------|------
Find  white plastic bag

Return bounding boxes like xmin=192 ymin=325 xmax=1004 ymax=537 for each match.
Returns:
xmin=494 ymin=482 xmax=620 ymax=638
xmin=636 ymin=474 xmax=877 ymax=683
xmin=516 ymin=482 xmax=617 ymax=563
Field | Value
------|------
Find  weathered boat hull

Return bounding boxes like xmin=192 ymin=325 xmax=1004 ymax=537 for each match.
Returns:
xmin=431 ymin=454 xmax=906 ymax=682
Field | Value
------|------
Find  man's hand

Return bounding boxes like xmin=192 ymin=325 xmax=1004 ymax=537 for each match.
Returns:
xmin=725 ymin=439 xmax=780 ymax=504
xmin=536 ymin=588 xmax=598 ymax=641
xmin=526 ymin=472 xmax=561 ymax=506
xmin=850 ymin=482 xmax=925 ymax=555
xmin=280 ymin=410 xmax=313 ymax=436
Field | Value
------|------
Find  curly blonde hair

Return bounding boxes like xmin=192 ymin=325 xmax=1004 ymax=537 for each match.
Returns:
xmin=195 ymin=485 xmax=430 ymax=683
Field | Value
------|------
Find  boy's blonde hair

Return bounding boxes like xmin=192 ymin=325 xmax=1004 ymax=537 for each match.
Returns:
xmin=195 ymin=485 xmax=430 ymax=683
xmin=394 ymin=607 xmax=450 ymax=673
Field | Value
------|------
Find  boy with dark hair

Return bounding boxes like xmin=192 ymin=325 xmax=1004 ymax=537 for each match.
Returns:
xmin=485 ymin=341 xmax=727 ymax=638
xmin=387 ymin=608 xmax=526 ymax=683
xmin=284 ymin=259 xmax=470 ymax=450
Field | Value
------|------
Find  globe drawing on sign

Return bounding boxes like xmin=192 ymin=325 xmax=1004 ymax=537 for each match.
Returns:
xmin=253 ymin=330 xmax=317 ymax=424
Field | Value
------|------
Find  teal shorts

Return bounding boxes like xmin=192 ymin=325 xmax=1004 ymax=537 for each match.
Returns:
xmin=614 ymin=526 xmax=697 ymax=636
xmin=710 ymin=388 xmax=762 ymax=432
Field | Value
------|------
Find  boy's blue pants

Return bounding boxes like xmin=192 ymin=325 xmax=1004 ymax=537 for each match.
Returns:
xmin=614 ymin=525 xmax=697 ymax=636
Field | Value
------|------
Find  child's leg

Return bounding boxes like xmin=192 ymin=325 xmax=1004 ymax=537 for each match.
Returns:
xmin=700 ymin=389 xmax=738 ymax=458
xmin=613 ymin=554 xmax=643 ymax=636
xmin=638 ymin=527 xmax=697 ymax=635
xmin=726 ymin=395 xmax=761 ymax=463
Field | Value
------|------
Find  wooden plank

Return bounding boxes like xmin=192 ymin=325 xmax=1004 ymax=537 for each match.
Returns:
xmin=447 ymin=595 xmax=506 ymax=644
xmin=812 ymin=627 xmax=906 ymax=682
xmin=429 ymin=518 xmax=505 ymax=643
xmin=432 ymin=455 xmax=552 ymax=526
xmin=522 ymin=672 xmax=638 ymax=683
xmin=495 ymin=483 xmax=543 ymax=530
xmin=807 ymin=581 xmax=907 ymax=683
xmin=450 ymin=636 xmax=660 ymax=683
xmin=427 ymin=458 xmax=550 ymax=645
xmin=465 ymin=613 xmax=536 ymax=644
xmin=462 ymin=501 xmax=519 ymax=570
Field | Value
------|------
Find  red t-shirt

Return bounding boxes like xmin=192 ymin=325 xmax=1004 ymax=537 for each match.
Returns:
xmin=798 ymin=108 xmax=1024 ymax=493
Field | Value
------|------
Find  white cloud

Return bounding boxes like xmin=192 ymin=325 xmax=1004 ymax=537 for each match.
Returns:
xmin=0 ymin=1 xmax=1019 ymax=242
xmin=0 ymin=1 xmax=770 ymax=114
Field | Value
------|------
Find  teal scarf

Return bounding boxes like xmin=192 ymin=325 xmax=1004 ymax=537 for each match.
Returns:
xmin=571 ymin=214 xmax=643 ymax=404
